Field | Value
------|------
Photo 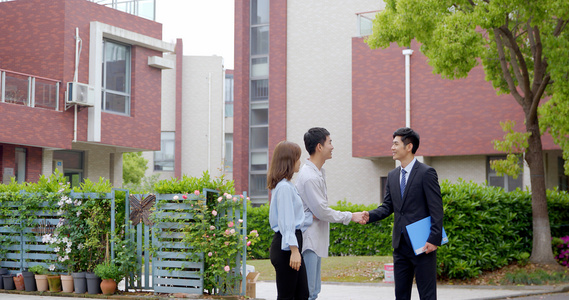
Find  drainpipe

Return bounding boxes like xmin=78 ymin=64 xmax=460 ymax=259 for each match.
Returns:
xmin=208 ymin=72 xmax=212 ymax=173
xmin=402 ymin=49 xmax=414 ymax=128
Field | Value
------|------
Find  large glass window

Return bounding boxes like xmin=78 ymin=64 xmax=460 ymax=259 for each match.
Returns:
xmin=250 ymin=0 xmax=270 ymax=204
xmin=487 ymin=156 xmax=523 ymax=192
xmin=154 ymin=132 xmax=175 ymax=171
xmin=251 ymin=0 xmax=269 ymax=25
xmin=102 ymin=40 xmax=131 ymax=115
xmin=225 ymin=74 xmax=234 ymax=117
xmin=559 ymin=157 xmax=568 ymax=191
xmin=15 ymin=148 xmax=26 ymax=183
xmin=225 ymin=133 xmax=233 ymax=172
xmin=53 ymin=150 xmax=84 ymax=188
xmin=251 ymin=80 xmax=269 ymax=101
xmin=251 ymin=26 xmax=269 ymax=55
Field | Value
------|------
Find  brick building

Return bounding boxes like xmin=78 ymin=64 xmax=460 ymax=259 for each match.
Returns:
xmin=0 ymin=0 xmax=174 ymax=186
xmin=233 ymin=0 xmax=567 ymax=205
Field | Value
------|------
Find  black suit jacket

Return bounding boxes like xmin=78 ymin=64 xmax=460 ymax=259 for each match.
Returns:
xmin=369 ymin=161 xmax=444 ymax=249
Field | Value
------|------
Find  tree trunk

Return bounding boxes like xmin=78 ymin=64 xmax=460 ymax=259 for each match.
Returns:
xmin=524 ymin=118 xmax=557 ymax=264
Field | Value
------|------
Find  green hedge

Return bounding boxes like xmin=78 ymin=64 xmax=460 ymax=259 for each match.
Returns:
xmin=246 ymin=180 xmax=569 ymax=280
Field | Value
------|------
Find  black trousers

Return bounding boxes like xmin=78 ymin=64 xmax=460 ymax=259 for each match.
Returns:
xmin=270 ymin=230 xmax=309 ymax=300
xmin=393 ymin=235 xmax=438 ymax=300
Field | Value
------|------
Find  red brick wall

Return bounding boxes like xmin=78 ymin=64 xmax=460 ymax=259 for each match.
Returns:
xmin=268 ymin=0 xmax=287 ymax=163
xmin=0 ymin=144 xmax=42 ymax=183
xmin=233 ymin=0 xmax=250 ymax=195
xmin=352 ymin=38 xmax=558 ymax=157
xmin=0 ymin=0 xmax=163 ymax=151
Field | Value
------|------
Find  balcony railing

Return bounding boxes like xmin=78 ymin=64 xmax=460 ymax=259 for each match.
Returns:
xmin=89 ymin=0 xmax=155 ymax=20
xmin=356 ymin=10 xmax=381 ymax=37
xmin=0 ymin=0 xmax=155 ymax=21
xmin=0 ymin=69 xmax=60 ymax=111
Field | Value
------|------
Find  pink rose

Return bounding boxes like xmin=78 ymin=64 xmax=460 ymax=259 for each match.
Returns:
xmin=212 ymin=210 xmax=218 ymax=216
xmin=218 ymin=196 xmax=223 ymax=202
xmin=208 ymin=252 xmax=213 ymax=257
xmin=238 ymin=219 xmax=243 ymax=223
xmin=194 ymin=190 xmax=200 ymax=195
xmin=182 ymin=195 xmax=187 ymax=200
xmin=224 ymin=265 xmax=230 ymax=272
xmin=247 ymin=241 xmax=252 ymax=247
xmin=228 ymin=221 xmax=234 ymax=227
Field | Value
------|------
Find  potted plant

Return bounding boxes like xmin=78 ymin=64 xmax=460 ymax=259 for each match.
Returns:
xmin=13 ymin=273 xmax=25 ymax=291
xmin=46 ymin=264 xmax=62 ymax=292
xmin=22 ymin=267 xmax=37 ymax=291
xmin=94 ymin=261 xmax=123 ymax=295
xmin=29 ymin=265 xmax=49 ymax=292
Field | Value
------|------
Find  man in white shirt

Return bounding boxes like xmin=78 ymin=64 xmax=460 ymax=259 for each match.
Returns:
xmin=295 ymin=127 xmax=368 ymax=300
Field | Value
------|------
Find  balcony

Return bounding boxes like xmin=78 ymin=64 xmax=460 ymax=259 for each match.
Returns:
xmin=0 ymin=0 xmax=156 ymax=21
xmin=356 ymin=10 xmax=380 ymax=37
xmin=89 ymin=0 xmax=156 ymax=20
xmin=1 ymin=69 xmax=60 ymax=111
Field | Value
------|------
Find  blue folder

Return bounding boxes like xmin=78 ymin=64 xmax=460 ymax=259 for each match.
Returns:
xmin=405 ymin=216 xmax=448 ymax=255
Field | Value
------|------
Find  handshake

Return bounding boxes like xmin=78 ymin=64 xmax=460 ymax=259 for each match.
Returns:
xmin=351 ymin=211 xmax=369 ymax=225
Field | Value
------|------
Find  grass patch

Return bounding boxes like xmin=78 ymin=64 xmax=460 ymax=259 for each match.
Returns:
xmin=247 ymin=256 xmax=392 ymax=283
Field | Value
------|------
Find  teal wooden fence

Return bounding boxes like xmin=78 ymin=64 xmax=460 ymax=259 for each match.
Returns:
xmin=0 ymin=190 xmax=248 ymax=296
xmin=0 ymin=192 xmax=113 ymax=274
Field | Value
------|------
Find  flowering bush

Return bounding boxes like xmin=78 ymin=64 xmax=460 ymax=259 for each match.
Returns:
xmin=166 ymin=191 xmax=259 ymax=295
xmin=42 ymin=189 xmax=87 ymax=273
xmin=552 ymin=236 xmax=569 ymax=267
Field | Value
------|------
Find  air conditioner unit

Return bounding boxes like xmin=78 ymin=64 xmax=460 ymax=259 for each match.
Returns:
xmin=66 ymin=82 xmax=95 ymax=106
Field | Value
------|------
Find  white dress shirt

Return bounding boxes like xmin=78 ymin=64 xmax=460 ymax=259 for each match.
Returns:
xmin=295 ymin=159 xmax=352 ymax=257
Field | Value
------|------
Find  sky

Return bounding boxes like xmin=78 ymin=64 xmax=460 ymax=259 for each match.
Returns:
xmin=155 ymin=0 xmax=235 ymax=70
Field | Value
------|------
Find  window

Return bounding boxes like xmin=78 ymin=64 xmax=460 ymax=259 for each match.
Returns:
xmin=102 ymin=40 xmax=131 ymax=115
xmin=154 ymin=132 xmax=175 ymax=171
xmin=251 ymin=0 xmax=269 ymax=25
xmin=559 ymin=157 xmax=568 ymax=191
xmin=251 ymin=80 xmax=269 ymax=101
xmin=225 ymin=133 xmax=233 ymax=172
xmin=487 ymin=156 xmax=523 ymax=192
xmin=225 ymin=74 xmax=234 ymax=117
xmin=53 ymin=150 xmax=84 ymax=188
xmin=15 ymin=148 xmax=26 ymax=183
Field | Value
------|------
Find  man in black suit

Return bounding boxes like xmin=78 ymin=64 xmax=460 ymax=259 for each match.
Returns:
xmin=365 ymin=127 xmax=444 ymax=300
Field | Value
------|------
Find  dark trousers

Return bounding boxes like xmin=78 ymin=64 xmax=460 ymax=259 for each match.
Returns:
xmin=270 ymin=230 xmax=309 ymax=300
xmin=393 ymin=235 xmax=438 ymax=300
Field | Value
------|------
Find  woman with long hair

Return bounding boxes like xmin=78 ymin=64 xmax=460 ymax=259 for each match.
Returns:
xmin=268 ymin=141 xmax=313 ymax=300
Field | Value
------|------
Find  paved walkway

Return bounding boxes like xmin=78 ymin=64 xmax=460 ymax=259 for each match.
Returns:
xmin=0 ymin=281 xmax=567 ymax=300
xmin=254 ymin=281 xmax=563 ymax=300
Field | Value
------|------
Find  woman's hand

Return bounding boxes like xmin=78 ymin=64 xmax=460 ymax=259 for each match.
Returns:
xmin=289 ymin=246 xmax=301 ymax=271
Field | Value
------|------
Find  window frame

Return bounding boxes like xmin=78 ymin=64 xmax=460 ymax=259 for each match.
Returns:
xmin=101 ymin=39 xmax=132 ymax=116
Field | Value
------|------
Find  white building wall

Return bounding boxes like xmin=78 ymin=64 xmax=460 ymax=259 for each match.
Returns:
xmin=181 ymin=56 xmax=225 ymax=178
xmin=42 ymin=149 xmax=54 ymax=176
xmin=72 ymin=143 xmax=114 ymax=185
xmin=429 ymin=155 xmax=487 ymax=185
xmin=287 ymin=0 xmax=385 ymax=205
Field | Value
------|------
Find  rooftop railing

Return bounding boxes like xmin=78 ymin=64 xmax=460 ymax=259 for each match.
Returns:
xmin=0 ymin=0 xmax=155 ymax=21
xmin=0 ymin=69 xmax=60 ymax=111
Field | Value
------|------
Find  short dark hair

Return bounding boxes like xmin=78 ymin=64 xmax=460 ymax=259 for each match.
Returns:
xmin=303 ymin=127 xmax=330 ymax=155
xmin=393 ymin=127 xmax=420 ymax=154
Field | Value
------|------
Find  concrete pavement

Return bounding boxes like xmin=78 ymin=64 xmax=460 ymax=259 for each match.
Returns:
xmin=0 ymin=281 xmax=567 ymax=300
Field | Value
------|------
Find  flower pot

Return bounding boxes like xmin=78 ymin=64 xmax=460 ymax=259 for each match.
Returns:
xmin=22 ymin=271 xmax=36 ymax=291
xmin=100 ymin=278 xmax=117 ymax=295
xmin=72 ymin=272 xmax=87 ymax=294
xmin=35 ymin=274 xmax=49 ymax=292
xmin=47 ymin=274 xmax=61 ymax=292
xmin=2 ymin=274 xmax=15 ymax=290
xmin=85 ymin=272 xmax=101 ymax=294
xmin=61 ymin=274 xmax=74 ymax=293
xmin=0 ymin=268 xmax=8 ymax=289
xmin=13 ymin=274 xmax=25 ymax=291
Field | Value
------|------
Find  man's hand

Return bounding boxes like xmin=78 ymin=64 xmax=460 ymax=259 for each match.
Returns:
xmin=351 ymin=211 xmax=369 ymax=225
xmin=423 ymin=242 xmax=437 ymax=254
xmin=289 ymin=246 xmax=301 ymax=271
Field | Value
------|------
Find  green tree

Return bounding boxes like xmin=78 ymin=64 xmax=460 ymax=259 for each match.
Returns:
xmin=123 ymin=152 xmax=148 ymax=185
xmin=366 ymin=0 xmax=569 ymax=264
